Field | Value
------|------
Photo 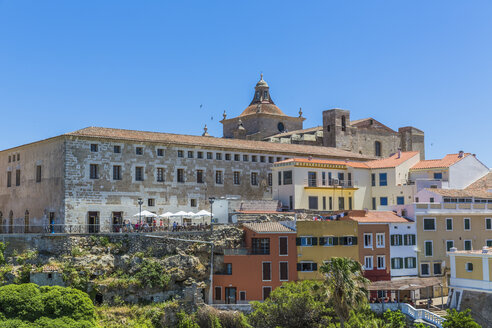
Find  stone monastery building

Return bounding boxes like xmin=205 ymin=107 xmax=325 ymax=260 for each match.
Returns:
xmin=0 ymin=75 xmax=425 ymax=233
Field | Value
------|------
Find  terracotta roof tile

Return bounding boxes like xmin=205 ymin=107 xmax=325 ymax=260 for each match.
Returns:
xmin=465 ymin=171 xmax=492 ymax=191
xmin=66 ymin=127 xmax=370 ymax=160
xmin=411 ymin=153 xmax=471 ymax=170
xmin=239 ymin=103 xmax=286 ymax=117
xmin=364 ymin=151 xmax=420 ymax=169
xmin=267 ymin=126 xmax=323 ymax=139
xmin=345 ymin=210 xmax=412 ymax=223
xmin=425 ymin=188 xmax=492 ymax=199
xmin=243 ymin=222 xmax=295 ymax=233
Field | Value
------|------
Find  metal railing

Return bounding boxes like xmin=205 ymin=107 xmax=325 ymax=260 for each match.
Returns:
xmin=223 ymin=247 xmax=270 ymax=256
xmin=304 ymin=179 xmax=355 ymax=188
xmin=0 ymin=223 xmax=212 ymax=235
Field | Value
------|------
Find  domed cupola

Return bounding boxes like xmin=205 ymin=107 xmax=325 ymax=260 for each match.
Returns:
xmin=239 ymin=74 xmax=286 ymax=117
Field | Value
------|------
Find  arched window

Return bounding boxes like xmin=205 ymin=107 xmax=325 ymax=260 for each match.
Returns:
xmin=341 ymin=116 xmax=346 ymax=131
xmin=375 ymin=141 xmax=382 ymax=157
xmin=263 ymin=90 xmax=268 ymax=99
xmin=8 ymin=211 xmax=13 ymax=234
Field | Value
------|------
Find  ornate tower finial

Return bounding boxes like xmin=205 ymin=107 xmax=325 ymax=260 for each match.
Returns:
xmin=223 ymin=110 xmax=227 ymax=120
xmin=299 ymin=107 xmax=303 ymax=117
xmin=202 ymin=124 xmax=210 ymax=137
xmin=260 ymin=73 xmax=263 ymax=80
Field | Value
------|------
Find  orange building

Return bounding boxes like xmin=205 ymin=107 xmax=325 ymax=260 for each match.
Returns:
xmin=213 ymin=222 xmax=298 ymax=304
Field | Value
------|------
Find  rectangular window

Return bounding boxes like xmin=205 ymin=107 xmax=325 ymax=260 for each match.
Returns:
xmin=90 ymin=144 xmax=98 ymax=152
xmin=486 ymin=218 xmax=492 ymax=230
xmin=190 ymin=199 xmax=197 ymax=207
xmin=377 ymin=255 xmax=385 ymax=269
xmin=197 ymin=151 xmax=203 ymax=159
xmin=487 ymin=240 xmax=492 ymax=247
xmin=446 ymin=240 xmax=454 ymax=251
xmin=15 ymin=169 xmax=20 ymax=186
xmin=196 ymin=170 xmax=204 ymax=183
xmin=372 ymin=197 xmax=376 ymax=210
xmin=380 ymin=197 xmax=388 ymax=206
xmin=148 ymin=198 xmax=155 ymax=206
xmin=90 ymin=164 xmax=98 ymax=179
xmin=340 ymin=236 xmax=357 ymax=245
xmin=391 ymin=234 xmax=403 ymax=246
xmin=7 ymin=156 xmax=10 ymax=163
xmin=207 ymin=152 xmax=213 ymax=160
xmin=376 ymin=233 xmax=385 ymax=248
xmin=6 ymin=171 xmax=11 ymax=187
xmin=289 ymin=195 xmax=293 ymax=209
xmin=279 ymin=237 xmax=288 ymax=256
xmin=421 ymin=263 xmax=430 ymax=276
xmin=364 ymin=233 xmax=373 ymax=248
xmin=308 ymin=196 xmax=318 ymax=210
xmin=233 ymin=171 xmax=240 ymax=185
xmin=260 ymin=156 xmax=265 ymax=163
xmin=322 ymin=196 xmax=326 ymax=210
xmin=136 ymin=147 xmax=143 ymax=155
xmin=178 ymin=150 xmax=184 ymax=158
xmin=263 ymin=287 xmax=272 ymax=300
xmin=177 ymin=169 xmax=185 ymax=183
xmin=364 ymin=256 xmax=373 ymax=270
xmin=268 ymin=156 xmax=274 ymax=163
xmin=329 ymin=196 xmax=333 ymax=210
xmin=464 ymin=240 xmax=472 ymax=251
xmin=434 ymin=172 xmax=443 ymax=180
xmin=156 ymin=168 xmax=164 ymax=182
xmin=252 ymin=155 xmax=257 ymax=162
xmin=268 ymin=173 xmax=272 ymax=186
xmin=223 ymin=153 xmax=230 ymax=160
xmin=446 ymin=218 xmax=453 ymax=231
xmin=371 ymin=173 xmax=376 ymax=186
xmin=348 ymin=197 xmax=352 ymax=210
xmin=338 ymin=197 xmax=345 ymax=210
xmin=157 ymin=148 xmax=164 ymax=156
xmin=405 ymin=257 xmax=416 ymax=269
xmin=243 ymin=154 xmax=248 ymax=161
xmin=16 ymin=154 xmax=19 ymax=161
xmin=279 ymin=262 xmax=288 ymax=281
xmin=135 ymin=167 xmax=144 ymax=181
xmin=36 ymin=165 xmax=42 ymax=183
xmin=391 ymin=257 xmax=403 ymax=269
xmin=278 ymin=171 xmax=282 ymax=185
xmin=234 ymin=154 xmax=240 ymax=161
xmin=224 ymin=263 xmax=232 ymax=275
xmin=297 ymin=262 xmax=317 ymax=272
xmin=320 ymin=236 xmax=335 ymax=246
xmin=397 ymin=196 xmax=404 ymax=205
xmin=215 ymin=171 xmax=223 ymax=184
xmin=113 ymin=165 xmax=122 ymax=180
xmin=216 ymin=153 xmax=222 ymax=160
xmin=464 ymin=218 xmax=471 ymax=231
xmin=187 ymin=151 xmax=194 ymax=158
xmin=252 ymin=238 xmax=270 ymax=255
xmin=251 ymin=172 xmax=258 ymax=186
xmin=433 ymin=263 xmax=442 ymax=275
xmin=298 ymin=236 xmax=314 ymax=247
xmin=379 ymin=173 xmax=387 ymax=186
xmin=215 ymin=287 xmax=221 ymax=301
xmin=114 ymin=145 xmax=121 ymax=153
xmin=239 ymin=291 xmax=246 ymax=301
xmin=308 ymin=171 xmax=317 ymax=187
xmin=283 ymin=171 xmax=293 ymax=185
xmin=423 ymin=218 xmax=436 ymax=231
xmin=424 ymin=241 xmax=433 ymax=257
xmin=403 ymin=234 xmax=416 ymax=246
xmin=322 ymin=172 xmax=326 ymax=186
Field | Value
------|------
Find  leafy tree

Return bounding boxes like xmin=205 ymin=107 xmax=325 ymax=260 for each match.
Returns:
xmin=382 ymin=309 xmax=406 ymax=328
xmin=248 ymin=280 xmax=335 ymax=328
xmin=442 ymin=309 xmax=481 ymax=328
xmin=134 ymin=259 xmax=170 ymax=289
xmin=320 ymin=257 xmax=370 ymax=328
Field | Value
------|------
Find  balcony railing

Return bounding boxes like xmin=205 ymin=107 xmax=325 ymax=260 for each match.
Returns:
xmin=304 ymin=179 xmax=355 ymax=188
xmin=223 ymin=248 xmax=270 ymax=256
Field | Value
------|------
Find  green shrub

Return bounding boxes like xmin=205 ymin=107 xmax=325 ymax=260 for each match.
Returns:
xmin=134 ymin=259 xmax=170 ymax=289
xmin=176 ymin=311 xmax=199 ymax=328
xmin=443 ymin=308 xmax=481 ymax=328
xmin=0 ymin=243 xmax=7 ymax=266
xmin=382 ymin=309 xmax=406 ymax=328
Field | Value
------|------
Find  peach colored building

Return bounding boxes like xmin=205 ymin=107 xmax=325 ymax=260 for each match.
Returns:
xmin=213 ymin=222 xmax=297 ymax=304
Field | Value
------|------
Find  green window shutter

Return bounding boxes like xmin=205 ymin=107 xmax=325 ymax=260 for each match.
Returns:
xmin=399 ymin=258 xmax=403 ymax=268
xmin=313 ymin=263 xmax=318 ymax=271
xmin=390 ymin=235 xmax=395 ymax=246
xmin=398 ymin=235 xmax=403 ymax=246
xmin=404 ymin=257 xmax=408 ymax=268
xmin=391 ymin=258 xmax=395 ymax=269
xmin=352 ymin=237 xmax=358 ymax=245
xmin=296 ymin=238 xmax=301 ymax=246
xmin=297 ymin=263 xmax=302 ymax=271
xmin=319 ymin=237 xmax=325 ymax=245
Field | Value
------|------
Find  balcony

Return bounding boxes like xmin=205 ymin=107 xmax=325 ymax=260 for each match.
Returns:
xmin=415 ymin=202 xmax=492 ymax=213
xmin=304 ymin=178 xmax=355 ymax=188
xmin=223 ymin=248 xmax=270 ymax=256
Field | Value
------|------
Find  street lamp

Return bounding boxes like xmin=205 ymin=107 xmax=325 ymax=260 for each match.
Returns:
xmin=208 ymin=197 xmax=215 ymax=232
xmin=138 ymin=198 xmax=143 ymax=229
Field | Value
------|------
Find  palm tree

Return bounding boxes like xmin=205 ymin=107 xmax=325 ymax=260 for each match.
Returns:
xmin=320 ymin=257 xmax=370 ymax=328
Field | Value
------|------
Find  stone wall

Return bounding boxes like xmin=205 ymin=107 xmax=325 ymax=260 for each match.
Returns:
xmin=459 ymin=290 xmax=492 ymax=327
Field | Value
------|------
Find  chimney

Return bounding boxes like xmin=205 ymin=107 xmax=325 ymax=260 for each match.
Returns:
xmin=458 ymin=150 xmax=464 ymax=158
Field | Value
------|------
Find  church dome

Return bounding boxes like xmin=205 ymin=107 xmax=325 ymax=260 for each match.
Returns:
xmin=239 ymin=74 xmax=286 ymax=117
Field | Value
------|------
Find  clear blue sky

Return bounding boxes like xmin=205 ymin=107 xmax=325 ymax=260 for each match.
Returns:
xmin=1 ymin=1 xmax=491 ymax=166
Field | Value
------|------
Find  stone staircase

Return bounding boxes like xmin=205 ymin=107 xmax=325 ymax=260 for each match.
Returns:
xmin=428 ymin=306 xmax=447 ymax=318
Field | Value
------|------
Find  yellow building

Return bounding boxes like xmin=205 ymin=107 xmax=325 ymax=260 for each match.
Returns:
xmin=447 ymin=246 xmax=492 ymax=310
xmin=296 ymin=220 xmax=359 ymax=280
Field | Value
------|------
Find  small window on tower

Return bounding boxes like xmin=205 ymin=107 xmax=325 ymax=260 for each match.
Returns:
xmin=264 ymin=90 xmax=268 ymax=99
xmin=277 ymin=122 xmax=285 ymax=132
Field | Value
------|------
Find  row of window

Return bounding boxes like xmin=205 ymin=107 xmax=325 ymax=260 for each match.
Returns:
xmin=423 ymin=239 xmax=492 ymax=257
xmin=305 ymin=171 xmax=353 ymax=187
xmin=389 ymin=257 xmax=417 ymax=269
xmin=89 ymin=164 xmax=272 ymax=186
xmin=363 ymin=255 xmax=387 ymax=270
xmin=443 ymin=197 xmax=492 ymax=204
xmin=7 ymin=154 xmax=20 ymax=163
xmin=296 ymin=236 xmax=358 ymax=246
xmin=250 ymin=237 xmax=289 ymax=256
xmin=6 ymin=166 xmax=43 ymax=188
xmin=371 ymin=196 xmax=406 ymax=209
xmin=371 ymin=173 xmax=388 ymax=187
xmin=89 ymin=143 xmax=286 ymax=164
xmin=420 ymin=262 xmax=443 ymax=276
xmin=308 ymin=196 xmax=353 ymax=210
xmin=423 ymin=217 xmax=492 ymax=231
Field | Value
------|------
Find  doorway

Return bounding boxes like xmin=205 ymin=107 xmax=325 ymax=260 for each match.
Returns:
xmin=225 ymin=287 xmax=236 ymax=304
xmin=112 ymin=212 xmax=122 ymax=232
xmin=88 ymin=212 xmax=100 ymax=233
